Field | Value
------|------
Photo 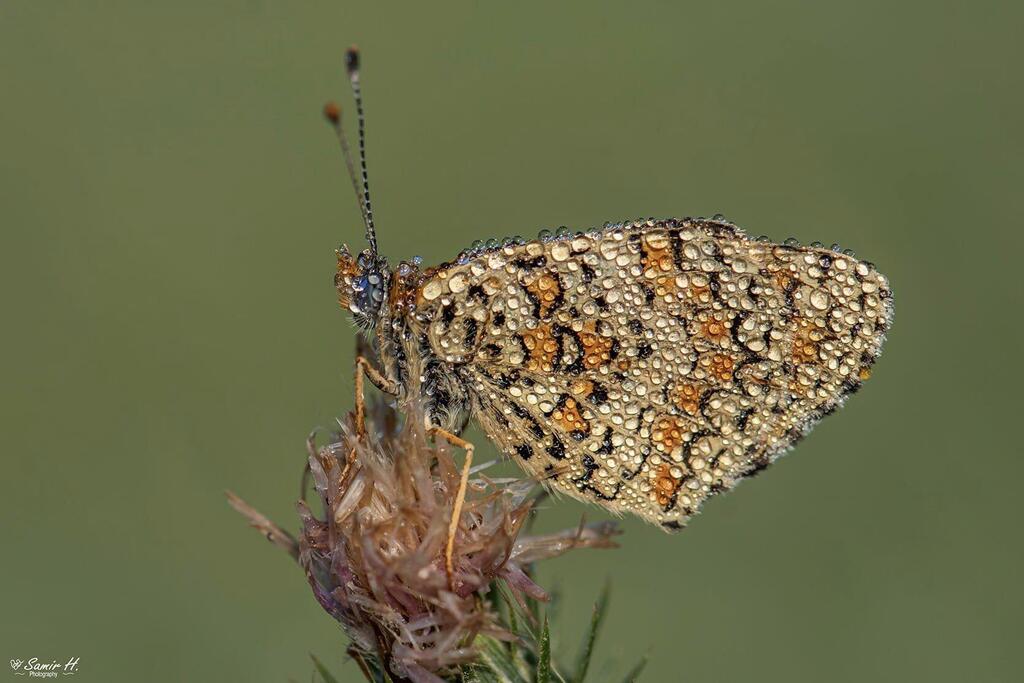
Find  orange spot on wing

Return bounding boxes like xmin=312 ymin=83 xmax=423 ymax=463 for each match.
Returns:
xmin=552 ymin=398 xmax=588 ymax=435
xmin=521 ymin=324 xmax=558 ymax=373
xmin=791 ymin=319 xmax=821 ymax=364
xmin=651 ymin=415 xmax=688 ymax=454
xmin=687 ymin=282 xmax=710 ymax=303
xmin=772 ymin=269 xmax=795 ymax=293
xmin=641 ymin=236 xmax=678 ymax=296
xmin=570 ymin=378 xmax=595 ymax=397
xmin=701 ymin=313 xmax=731 ymax=344
xmin=671 ymin=382 xmax=705 ymax=416
xmin=699 ymin=353 xmax=735 ymax=383
xmin=651 ymin=463 xmax=684 ymax=508
xmin=526 ymin=272 xmax=562 ymax=318
xmin=579 ymin=321 xmax=614 ymax=370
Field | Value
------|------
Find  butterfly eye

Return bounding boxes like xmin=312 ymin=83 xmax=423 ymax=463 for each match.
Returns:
xmin=348 ymin=268 xmax=388 ymax=324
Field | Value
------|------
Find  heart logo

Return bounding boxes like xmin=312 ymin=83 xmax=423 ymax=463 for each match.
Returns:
xmin=10 ymin=659 xmax=23 ymax=670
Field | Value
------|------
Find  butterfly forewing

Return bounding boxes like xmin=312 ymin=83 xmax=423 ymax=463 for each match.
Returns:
xmin=413 ymin=218 xmax=893 ymax=528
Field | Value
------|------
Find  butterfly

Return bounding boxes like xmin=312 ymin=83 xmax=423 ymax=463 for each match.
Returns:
xmin=326 ymin=48 xmax=893 ymax=532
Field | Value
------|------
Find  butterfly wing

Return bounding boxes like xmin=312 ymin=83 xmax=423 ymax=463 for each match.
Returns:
xmin=415 ymin=218 xmax=893 ymax=529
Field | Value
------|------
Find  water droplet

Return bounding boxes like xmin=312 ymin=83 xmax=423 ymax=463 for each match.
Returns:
xmin=556 ymin=226 xmax=571 ymax=238
xmin=485 ymin=238 xmax=500 ymax=249
xmin=712 ymin=213 xmax=725 ymax=221
xmin=783 ymin=237 xmax=800 ymax=247
xmin=810 ymin=241 xmax=823 ymax=248
xmin=538 ymin=228 xmax=552 ymax=240
xmin=448 ymin=272 xmax=468 ymax=293
xmin=831 ymin=243 xmax=842 ymax=253
xmin=422 ymin=280 xmax=442 ymax=301
xmin=551 ymin=242 xmax=571 ymax=262
xmin=842 ymin=248 xmax=856 ymax=257
xmin=756 ymin=235 xmax=771 ymax=243
xmin=470 ymin=239 xmax=483 ymax=250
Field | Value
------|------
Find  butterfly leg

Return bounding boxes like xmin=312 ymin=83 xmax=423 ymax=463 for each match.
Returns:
xmin=354 ymin=355 xmax=397 ymax=438
xmin=342 ymin=355 xmax=399 ymax=486
xmin=428 ymin=425 xmax=475 ymax=590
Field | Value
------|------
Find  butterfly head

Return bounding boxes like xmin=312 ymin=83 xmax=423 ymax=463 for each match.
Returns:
xmin=335 ymin=244 xmax=389 ymax=328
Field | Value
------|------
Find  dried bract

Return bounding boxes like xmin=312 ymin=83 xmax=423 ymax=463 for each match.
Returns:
xmin=230 ymin=398 xmax=618 ymax=682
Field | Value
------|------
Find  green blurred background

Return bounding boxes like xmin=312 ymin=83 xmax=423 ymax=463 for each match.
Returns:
xmin=2 ymin=1 xmax=1021 ymax=681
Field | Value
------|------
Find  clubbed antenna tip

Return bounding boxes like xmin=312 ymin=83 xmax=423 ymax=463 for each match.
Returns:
xmin=345 ymin=46 xmax=360 ymax=74
xmin=322 ymin=101 xmax=341 ymax=125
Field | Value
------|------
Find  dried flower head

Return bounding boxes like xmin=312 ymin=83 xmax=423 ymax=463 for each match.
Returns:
xmin=229 ymin=397 xmax=619 ymax=682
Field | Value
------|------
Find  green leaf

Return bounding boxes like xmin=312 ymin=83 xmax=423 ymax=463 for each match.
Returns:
xmin=497 ymin=585 xmax=521 ymax=639
xmin=461 ymin=663 xmax=496 ymax=683
xmin=477 ymin=636 xmax=530 ymax=683
xmin=572 ymin=583 xmax=610 ymax=683
xmin=536 ymin=616 xmax=552 ymax=683
xmin=310 ymin=654 xmax=340 ymax=683
xmin=620 ymin=656 xmax=648 ymax=683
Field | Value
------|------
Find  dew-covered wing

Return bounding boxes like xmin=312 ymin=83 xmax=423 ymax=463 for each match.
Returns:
xmin=413 ymin=218 xmax=893 ymax=528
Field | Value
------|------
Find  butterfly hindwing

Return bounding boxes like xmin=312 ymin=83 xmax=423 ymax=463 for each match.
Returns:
xmin=413 ymin=218 xmax=893 ymax=528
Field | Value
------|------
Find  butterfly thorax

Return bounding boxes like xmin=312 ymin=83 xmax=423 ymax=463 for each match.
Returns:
xmin=337 ymin=247 xmax=474 ymax=432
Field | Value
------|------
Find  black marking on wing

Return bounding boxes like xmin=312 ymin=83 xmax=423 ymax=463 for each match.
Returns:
xmin=594 ymin=429 xmax=614 ymax=455
xmin=513 ymin=255 xmax=547 ymax=270
xmin=547 ymin=435 xmax=567 ymax=460
xmin=572 ymin=454 xmax=621 ymax=501
xmin=554 ymin=324 xmax=585 ymax=376
xmin=736 ymin=407 xmax=754 ymax=432
xmin=640 ymin=283 xmax=655 ymax=305
xmin=670 ymin=229 xmax=685 ymax=271
xmin=468 ymin=283 xmax=487 ymax=303
xmin=441 ymin=302 xmax=456 ymax=327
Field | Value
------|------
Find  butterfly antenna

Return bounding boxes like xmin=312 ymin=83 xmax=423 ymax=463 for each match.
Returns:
xmin=322 ymin=101 xmax=367 ymax=226
xmin=346 ymin=46 xmax=378 ymax=256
